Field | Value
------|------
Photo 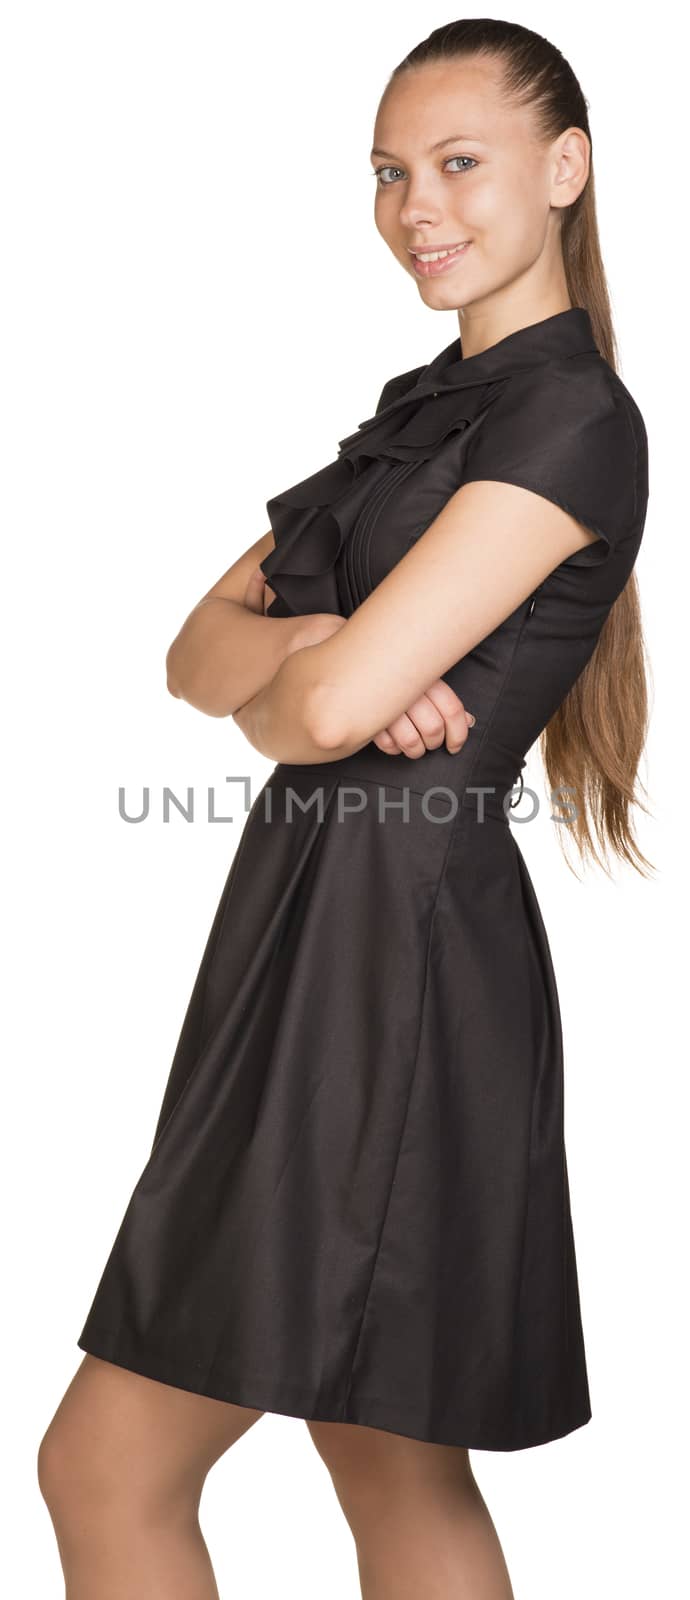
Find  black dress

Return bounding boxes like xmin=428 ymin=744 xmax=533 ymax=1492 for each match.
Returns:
xmin=77 ymin=308 xmax=649 ymax=1450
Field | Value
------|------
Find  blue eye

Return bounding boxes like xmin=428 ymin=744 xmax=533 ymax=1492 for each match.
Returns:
xmin=445 ymin=156 xmax=478 ymax=176
xmin=371 ymin=155 xmax=478 ymax=187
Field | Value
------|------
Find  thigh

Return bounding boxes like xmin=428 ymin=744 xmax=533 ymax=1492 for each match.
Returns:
xmin=39 ymin=1354 xmax=265 ymax=1504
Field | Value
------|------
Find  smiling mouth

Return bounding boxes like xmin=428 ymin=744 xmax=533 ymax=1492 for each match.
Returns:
xmin=410 ymin=242 xmax=472 ymax=277
xmin=410 ymin=242 xmax=470 ymax=260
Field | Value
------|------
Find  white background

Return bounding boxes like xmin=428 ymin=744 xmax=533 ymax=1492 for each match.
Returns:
xmin=3 ymin=2 xmax=685 ymax=1595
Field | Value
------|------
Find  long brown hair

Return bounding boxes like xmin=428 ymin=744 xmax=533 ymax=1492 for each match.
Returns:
xmin=386 ymin=19 xmax=654 ymax=878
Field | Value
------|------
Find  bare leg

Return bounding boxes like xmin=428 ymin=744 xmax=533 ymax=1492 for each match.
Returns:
xmin=37 ymin=1353 xmax=264 ymax=1599
xmin=306 ymin=1420 xmax=515 ymax=1600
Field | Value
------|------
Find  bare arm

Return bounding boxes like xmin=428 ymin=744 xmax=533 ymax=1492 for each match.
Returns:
xmin=165 ymin=529 xmax=318 ymax=718
xmin=232 ymin=479 xmax=601 ymax=762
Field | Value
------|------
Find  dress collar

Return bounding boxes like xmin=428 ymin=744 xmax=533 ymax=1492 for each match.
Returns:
xmin=424 ymin=306 xmax=598 ymax=389
xmin=335 ymin=307 xmax=599 ymax=460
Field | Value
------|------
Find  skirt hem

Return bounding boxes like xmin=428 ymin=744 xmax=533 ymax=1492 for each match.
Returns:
xmin=76 ymin=1325 xmax=593 ymax=1454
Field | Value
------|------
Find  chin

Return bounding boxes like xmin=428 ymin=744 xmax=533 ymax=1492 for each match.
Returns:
xmin=417 ymin=280 xmax=473 ymax=304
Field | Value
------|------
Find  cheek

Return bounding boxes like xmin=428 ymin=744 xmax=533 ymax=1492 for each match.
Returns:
xmin=460 ymin=175 xmax=511 ymax=233
xmin=479 ymin=173 xmax=546 ymax=252
xmin=374 ymin=195 xmax=395 ymax=244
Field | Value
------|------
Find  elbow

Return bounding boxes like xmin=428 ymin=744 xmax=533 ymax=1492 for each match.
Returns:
xmin=164 ymin=645 xmax=231 ymax=717
xmin=302 ymin=682 xmax=353 ymax=754
xmin=165 ymin=645 xmax=182 ymax=699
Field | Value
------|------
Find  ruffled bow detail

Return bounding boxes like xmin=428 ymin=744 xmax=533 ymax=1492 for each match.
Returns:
xmin=259 ymin=362 xmax=499 ymax=617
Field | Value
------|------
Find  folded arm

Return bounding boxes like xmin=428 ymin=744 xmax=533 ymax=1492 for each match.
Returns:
xmin=165 ymin=528 xmax=314 ymax=717
xmin=233 ymin=478 xmax=601 ymax=763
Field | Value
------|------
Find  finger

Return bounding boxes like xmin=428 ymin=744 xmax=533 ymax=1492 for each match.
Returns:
xmin=244 ymin=566 xmax=267 ymax=614
xmin=423 ymin=678 xmax=476 ymax=725
xmin=373 ymin=729 xmax=403 ymax=754
xmin=374 ymin=686 xmax=478 ymax=760
xmin=380 ymin=710 xmax=430 ymax=760
xmin=391 ymin=698 xmax=447 ymax=755
xmin=422 ymin=680 xmax=476 ymax=752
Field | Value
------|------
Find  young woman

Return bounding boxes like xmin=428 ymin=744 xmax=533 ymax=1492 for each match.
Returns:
xmin=38 ymin=19 xmax=651 ymax=1600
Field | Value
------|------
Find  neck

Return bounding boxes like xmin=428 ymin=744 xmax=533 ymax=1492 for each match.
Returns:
xmin=457 ymin=282 xmax=573 ymax=360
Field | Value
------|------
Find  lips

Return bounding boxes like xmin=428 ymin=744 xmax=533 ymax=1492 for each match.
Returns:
xmin=411 ymin=242 xmax=472 ymax=278
xmin=409 ymin=242 xmax=470 ymax=257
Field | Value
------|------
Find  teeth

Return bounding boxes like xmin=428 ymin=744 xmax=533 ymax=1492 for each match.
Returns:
xmin=415 ymin=244 xmax=467 ymax=262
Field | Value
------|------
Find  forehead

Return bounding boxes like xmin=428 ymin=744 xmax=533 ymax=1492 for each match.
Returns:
xmin=373 ymin=57 xmax=531 ymax=151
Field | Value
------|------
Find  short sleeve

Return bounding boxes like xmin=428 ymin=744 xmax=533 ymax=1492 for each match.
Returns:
xmin=460 ymin=359 xmax=644 ymax=566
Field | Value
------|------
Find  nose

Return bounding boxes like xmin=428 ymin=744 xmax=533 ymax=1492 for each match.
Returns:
xmin=394 ymin=177 xmax=447 ymax=228
xmin=398 ymin=197 xmax=444 ymax=227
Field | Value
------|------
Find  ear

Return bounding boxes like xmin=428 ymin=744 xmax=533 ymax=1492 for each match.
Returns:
xmin=550 ymin=125 xmax=590 ymax=209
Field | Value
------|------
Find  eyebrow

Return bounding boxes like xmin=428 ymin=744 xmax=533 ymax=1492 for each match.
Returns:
xmin=370 ymin=134 xmax=486 ymax=159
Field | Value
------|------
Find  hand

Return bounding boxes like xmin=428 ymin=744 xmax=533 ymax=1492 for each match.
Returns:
xmin=244 ymin=567 xmax=348 ymax=643
xmin=243 ymin=565 xmax=277 ymax=615
xmin=373 ymin=679 xmax=476 ymax=759
xmin=239 ymin=574 xmax=475 ymax=757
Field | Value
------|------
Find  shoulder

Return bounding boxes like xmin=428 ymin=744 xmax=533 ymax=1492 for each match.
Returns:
xmin=462 ymin=352 xmax=649 ymax=560
xmin=492 ymin=349 xmax=642 ymax=424
xmin=601 ymin=364 xmax=648 ymax=460
xmin=557 ymin=353 xmax=647 ymax=446
xmin=470 ymin=352 xmax=646 ymax=477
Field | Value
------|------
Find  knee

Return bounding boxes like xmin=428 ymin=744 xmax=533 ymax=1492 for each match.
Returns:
xmin=37 ymin=1409 xmax=122 ymax=1532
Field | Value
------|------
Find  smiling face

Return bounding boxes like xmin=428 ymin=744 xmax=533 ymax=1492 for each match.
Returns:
xmin=370 ymin=56 xmax=589 ymax=342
